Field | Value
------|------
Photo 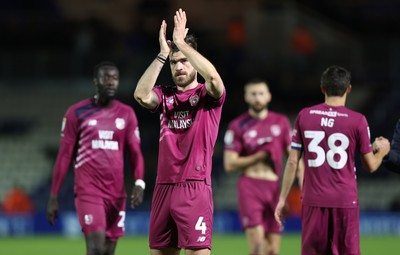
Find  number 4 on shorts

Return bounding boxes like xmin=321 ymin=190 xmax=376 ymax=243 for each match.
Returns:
xmin=195 ymin=216 xmax=207 ymax=234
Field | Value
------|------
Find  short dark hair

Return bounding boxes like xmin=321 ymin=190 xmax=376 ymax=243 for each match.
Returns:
xmin=93 ymin=61 xmax=118 ymax=78
xmin=244 ymin=78 xmax=269 ymax=90
xmin=245 ymin=78 xmax=268 ymax=87
xmin=321 ymin=65 xmax=351 ymax=96
xmin=171 ymin=34 xmax=198 ymax=53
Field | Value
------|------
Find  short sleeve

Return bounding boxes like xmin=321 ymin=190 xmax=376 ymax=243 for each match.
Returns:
xmin=224 ymin=121 xmax=243 ymax=153
xmin=357 ymin=115 xmax=373 ymax=155
xmin=61 ymin=107 xmax=79 ymax=145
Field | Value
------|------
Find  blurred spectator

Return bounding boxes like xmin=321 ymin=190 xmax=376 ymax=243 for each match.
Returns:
xmin=2 ymin=185 xmax=34 ymax=214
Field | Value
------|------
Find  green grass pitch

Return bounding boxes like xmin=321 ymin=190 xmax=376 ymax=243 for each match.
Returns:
xmin=0 ymin=234 xmax=398 ymax=254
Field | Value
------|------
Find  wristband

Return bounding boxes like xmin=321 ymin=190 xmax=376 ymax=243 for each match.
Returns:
xmin=135 ymin=179 xmax=146 ymax=190
xmin=156 ymin=54 xmax=167 ymax=64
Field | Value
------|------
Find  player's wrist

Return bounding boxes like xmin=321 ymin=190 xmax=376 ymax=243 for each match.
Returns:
xmin=134 ymin=179 xmax=146 ymax=190
xmin=156 ymin=53 xmax=168 ymax=64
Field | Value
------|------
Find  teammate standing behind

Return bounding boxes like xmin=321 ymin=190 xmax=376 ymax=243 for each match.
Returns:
xmin=275 ymin=65 xmax=390 ymax=255
xmin=223 ymin=79 xmax=303 ymax=255
xmin=134 ymin=9 xmax=225 ymax=255
xmin=47 ymin=62 xmax=145 ymax=255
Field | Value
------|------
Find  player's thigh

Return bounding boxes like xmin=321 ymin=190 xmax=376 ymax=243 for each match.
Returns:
xmin=104 ymin=197 xmax=126 ymax=241
xmin=301 ymin=205 xmax=330 ymax=255
xmin=331 ymin=207 xmax=360 ymax=255
xmin=75 ymin=195 xmax=106 ymax=234
xmin=171 ymin=181 xmax=213 ymax=250
xmin=237 ymin=177 xmax=265 ymax=228
xmin=149 ymin=184 xmax=178 ymax=249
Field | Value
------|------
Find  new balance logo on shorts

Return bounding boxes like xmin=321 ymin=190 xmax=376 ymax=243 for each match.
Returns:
xmin=196 ymin=236 xmax=206 ymax=242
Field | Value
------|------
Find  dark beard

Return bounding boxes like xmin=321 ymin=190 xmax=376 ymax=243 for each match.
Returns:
xmin=174 ymin=72 xmax=196 ymax=88
xmin=250 ymin=104 xmax=267 ymax=113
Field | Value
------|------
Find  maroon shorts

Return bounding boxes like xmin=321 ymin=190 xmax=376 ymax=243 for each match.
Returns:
xmin=149 ymin=181 xmax=213 ymax=250
xmin=75 ymin=195 xmax=126 ymax=241
xmin=237 ymin=176 xmax=282 ymax=233
xmin=301 ymin=205 xmax=360 ymax=255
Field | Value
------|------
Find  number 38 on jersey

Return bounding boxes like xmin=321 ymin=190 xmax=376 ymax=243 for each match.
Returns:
xmin=305 ymin=130 xmax=349 ymax=170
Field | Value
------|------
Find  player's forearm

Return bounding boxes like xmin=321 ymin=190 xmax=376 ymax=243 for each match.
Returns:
xmin=134 ymin=55 xmax=164 ymax=107
xmin=224 ymin=154 xmax=261 ymax=172
xmin=364 ymin=151 xmax=387 ymax=173
xmin=128 ymin=144 xmax=145 ymax=181
xmin=279 ymin=158 xmax=299 ymax=201
xmin=50 ymin=143 xmax=73 ymax=195
xmin=175 ymin=41 xmax=224 ymax=98
xmin=296 ymin=159 xmax=305 ymax=190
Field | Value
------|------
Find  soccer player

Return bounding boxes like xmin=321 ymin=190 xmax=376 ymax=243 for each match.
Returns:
xmin=375 ymin=120 xmax=400 ymax=173
xmin=274 ymin=65 xmax=390 ymax=255
xmin=223 ymin=79 xmax=303 ymax=255
xmin=134 ymin=9 xmax=225 ymax=255
xmin=47 ymin=61 xmax=145 ymax=255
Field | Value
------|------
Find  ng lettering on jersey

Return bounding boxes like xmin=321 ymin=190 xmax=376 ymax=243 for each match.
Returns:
xmin=92 ymin=130 xmax=119 ymax=150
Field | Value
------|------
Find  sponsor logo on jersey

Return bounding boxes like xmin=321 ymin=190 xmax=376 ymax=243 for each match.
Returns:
xmin=115 ymin=118 xmax=125 ymax=130
xmin=91 ymin=130 xmax=119 ymax=150
xmin=257 ymin=136 xmax=273 ymax=145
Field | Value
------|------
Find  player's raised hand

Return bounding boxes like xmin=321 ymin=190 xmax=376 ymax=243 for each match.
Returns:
xmin=131 ymin=185 xmax=144 ymax=208
xmin=173 ymin=8 xmax=189 ymax=45
xmin=159 ymin=20 xmax=170 ymax=56
xmin=47 ymin=195 xmax=59 ymax=225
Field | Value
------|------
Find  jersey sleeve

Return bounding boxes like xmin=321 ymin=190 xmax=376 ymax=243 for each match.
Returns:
xmin=357 ymin=115 xmax=373 ymax=155
xmin=50 ymin=107 xmax=78 ymax=195
xmin=291 ymin=112 xmax=303 ymax=151
xmin=125 ymin=108 xmax=145 ymax=181
xmin=150 ymin=85 xmax=164 ymax=113
xmin=224 ymin=121 xmax=243 ymax=153
xmin=205 ymin=86 xmax=226 ymax=108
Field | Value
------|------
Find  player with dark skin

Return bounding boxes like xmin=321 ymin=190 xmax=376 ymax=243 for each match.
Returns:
xmin=47 ymin=62 xmax=145 ymax=255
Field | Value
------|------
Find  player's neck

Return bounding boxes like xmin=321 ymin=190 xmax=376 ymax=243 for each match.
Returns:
xmin=249 ymin=108 xmax=268 ymax=119
xmin=176 ymin=81 xmax=198 ymax=92
xmin=325 ymin=96 xmax=346 ymax=107
xmin=95 ymin=95 xmax=113 ymax=107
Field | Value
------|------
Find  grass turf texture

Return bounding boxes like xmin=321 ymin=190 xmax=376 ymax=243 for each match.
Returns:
xmin=0 ymin=234 xmax=398 ymax=254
